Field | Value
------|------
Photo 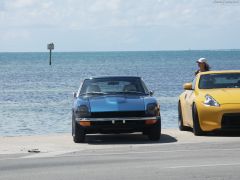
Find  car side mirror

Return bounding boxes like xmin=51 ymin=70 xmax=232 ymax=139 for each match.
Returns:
xmin=73 ymin=92 xmax=77 ymax=98
xmin=183 ymin=83 xmax=193 ymax=90
xmin=149 ymin=91 xmax=154 ymax=96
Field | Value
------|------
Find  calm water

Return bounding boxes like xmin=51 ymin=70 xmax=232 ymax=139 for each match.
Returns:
xmin=0 ymin=51 xmax=240 ymax=136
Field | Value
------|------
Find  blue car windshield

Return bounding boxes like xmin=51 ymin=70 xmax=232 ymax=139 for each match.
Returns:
xmin=199 ymin=73 xmax=240 ymax=89
xmin=80 ymin=77 xmax=149 ymax=95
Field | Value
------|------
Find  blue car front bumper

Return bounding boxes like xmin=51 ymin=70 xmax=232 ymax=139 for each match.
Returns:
xmin=75 ymin=116 xmax=161 ymax=134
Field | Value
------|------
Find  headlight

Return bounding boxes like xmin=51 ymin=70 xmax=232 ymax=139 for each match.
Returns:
xmin=75 ymin=105 xmax=90 ymax=117
xmin=204 ymin=94 xmax=220 ymax=107
xmin=146 ymin=103 xmax=159 ymax=116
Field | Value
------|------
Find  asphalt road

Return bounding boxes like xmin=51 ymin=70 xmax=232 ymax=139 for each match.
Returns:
xmin=1 ymin=133 xmax=240 ymax=180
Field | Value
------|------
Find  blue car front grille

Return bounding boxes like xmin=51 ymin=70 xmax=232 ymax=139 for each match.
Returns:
xmin=91 ymin=120 xmax=145 ymax=126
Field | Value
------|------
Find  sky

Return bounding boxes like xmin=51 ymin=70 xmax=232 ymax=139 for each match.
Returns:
xmin=0 ymin=0 xmax=240 ymax=52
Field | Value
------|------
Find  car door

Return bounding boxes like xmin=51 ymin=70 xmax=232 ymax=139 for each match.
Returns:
xmin=184 ymin=78 xmax=197 ymax=127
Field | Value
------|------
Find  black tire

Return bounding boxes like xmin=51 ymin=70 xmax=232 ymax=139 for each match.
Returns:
xmin=192 ymin=104 xmax=205 ymax=136
xmin=148 ymin=120 xmax=161 ymax=141
xmin=72 ymin=114 xmax=86 ymax=143
xmin=178 ymin=101 xmax=190 ymax=131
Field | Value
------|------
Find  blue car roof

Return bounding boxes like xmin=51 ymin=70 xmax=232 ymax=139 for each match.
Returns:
xmin=86 ymin=76 xmax=142 ymax=80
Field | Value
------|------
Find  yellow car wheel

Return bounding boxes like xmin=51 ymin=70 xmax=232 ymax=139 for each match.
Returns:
xmin=192 ymin=104 xmax=205 ymax=136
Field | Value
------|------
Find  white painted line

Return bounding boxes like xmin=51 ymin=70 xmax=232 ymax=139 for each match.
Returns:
xmin=60 ymin=148 xmax=240 ymax=157
xmin=0 ymin=157 xmax=24 ymax=161
xmin=168 ymin=163 xmax=240 ymax=169
xmin=1 ymin=147 xmax=240 ymax=160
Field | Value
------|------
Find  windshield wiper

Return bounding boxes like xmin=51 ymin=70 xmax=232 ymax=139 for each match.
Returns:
xmin=80 ymin=91 xmax=146 ymax=96
xmin=80 ymin=92 xmax=107 ymax=96
xmin=114 ymin=91 xmax=146 ymax=95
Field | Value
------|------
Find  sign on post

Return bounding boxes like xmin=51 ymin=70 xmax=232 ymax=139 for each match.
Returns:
xmin=48 ymin=43 xmax=54 ymax=50
xmin=47 ymin=43 xmax=54 ymax=65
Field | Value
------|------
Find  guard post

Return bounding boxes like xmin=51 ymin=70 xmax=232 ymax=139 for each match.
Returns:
xmin=47 ymin=43 xmax=54 ymax=65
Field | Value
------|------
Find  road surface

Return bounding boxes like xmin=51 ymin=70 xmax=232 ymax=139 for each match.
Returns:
xmin=1 ymin=129 xmax=240 ymax=180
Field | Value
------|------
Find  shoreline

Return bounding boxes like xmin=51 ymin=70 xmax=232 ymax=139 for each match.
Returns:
xmin=1 ymin=129 xmax=240 ymax=157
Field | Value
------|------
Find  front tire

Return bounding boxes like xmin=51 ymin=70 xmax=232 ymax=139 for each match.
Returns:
xmin=148 ymin=120 xmax=161 ymax=141
xmin=178 ymin=101 xmax=190 ymax=131
xmin=72 ymin=114 xmax=86 ymax=143
xmin=192 ymin=104 xmax=205 ymax=136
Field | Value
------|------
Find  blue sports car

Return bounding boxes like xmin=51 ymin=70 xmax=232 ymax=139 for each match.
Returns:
xmin=72 ymin=76 xmax=161 ymax=143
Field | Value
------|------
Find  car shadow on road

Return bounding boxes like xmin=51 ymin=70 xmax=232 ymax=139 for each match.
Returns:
xmin=209 ymin=131 xmax=240 ymax=137
xmin=85 ymin=133 xmax=177 ymax=145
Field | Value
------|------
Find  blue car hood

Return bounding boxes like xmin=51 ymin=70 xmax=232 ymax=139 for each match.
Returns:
xmin=88 ymin=95 xmax=145 ymax=112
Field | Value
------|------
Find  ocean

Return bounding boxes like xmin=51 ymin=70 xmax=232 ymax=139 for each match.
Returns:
xmin=0 ymin=50 xmax=240 ymax=136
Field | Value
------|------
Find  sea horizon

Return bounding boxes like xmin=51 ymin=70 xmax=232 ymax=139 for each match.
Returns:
xmin=1 ymin=49 xmax=240 ymax=53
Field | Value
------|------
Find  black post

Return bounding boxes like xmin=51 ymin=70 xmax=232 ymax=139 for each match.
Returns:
xmin=49 ymin=49 xmax=52 ymax=65
xmin=47 ymin=43 xmax=54 ymax=65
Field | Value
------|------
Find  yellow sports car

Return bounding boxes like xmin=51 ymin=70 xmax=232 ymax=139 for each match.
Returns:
xmin=178 ymin=70 xmax=240 ymax=135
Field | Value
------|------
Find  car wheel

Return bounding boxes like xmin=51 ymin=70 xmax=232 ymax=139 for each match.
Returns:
xmin=72 ymin=114 xmax=86 ymax=143
xmin=148 ymin=120 xmax=161 ymax=141
xmin=178 ymin=101 xmax=190 ymax=131
xmin=142 ymin=130 xmax=148 ymax=135
xmin=192 ymin=104 xmax=205 ymax=136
